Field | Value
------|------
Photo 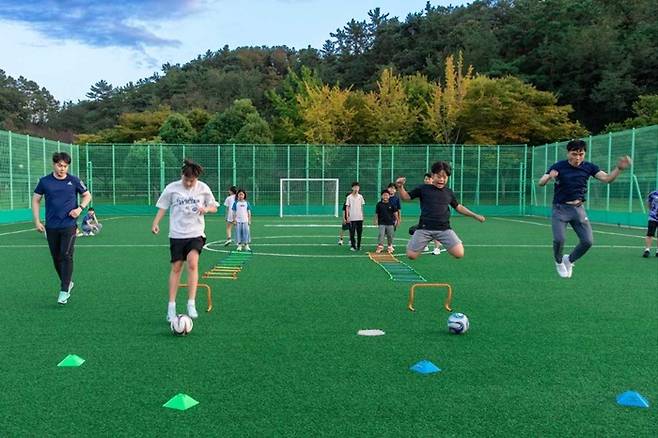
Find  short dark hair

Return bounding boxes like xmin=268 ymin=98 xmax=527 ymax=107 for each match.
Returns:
xmin=351 ymin=181 xmax=360 ymax=187
xmin=430 ymin=161 xmax=452 ymax=177
xmin=381 ymin=189 xmax=390 ymax=195
xmin=566 ymin=139 xmax=587 ymax=152
xmin=387 ymin=182 xmax=396 ymax=189
xmin=181 ymin=159 xmax=203 ymax=178
xmin=228 ymin=185 xmax=237 ymax=194
xmin=52 ymin=152 xmax=71 ymax=164
xmin=236 ymin=189 xmax=247 ymax=199
xmin=88 ymin=207 xmax=95 ymax=212
xmin=424 ymin=172 xmax=432 ymax=179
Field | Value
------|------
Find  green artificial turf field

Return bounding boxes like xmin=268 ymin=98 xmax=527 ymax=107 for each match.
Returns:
xmin=0 ymin=215 xmax=656 ymax=436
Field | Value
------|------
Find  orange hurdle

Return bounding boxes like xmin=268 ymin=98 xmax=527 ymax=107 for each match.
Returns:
xmin=179 ymin=283 xmax=213 ymax=312
xmin=407 ymin=283 xmax=453 ymax=312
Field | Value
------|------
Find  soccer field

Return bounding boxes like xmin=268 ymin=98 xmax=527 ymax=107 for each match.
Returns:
xmin=0 ymin=215 xmax=656 ymax=436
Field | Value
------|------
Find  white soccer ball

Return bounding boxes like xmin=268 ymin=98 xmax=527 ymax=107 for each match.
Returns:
xmin=432 ymin=247 xmax=442 ymax=255
xmin=170 ymin=314 xmax=194 ymax=336
xmin=447 ymin=312 xmax=469 ymax=334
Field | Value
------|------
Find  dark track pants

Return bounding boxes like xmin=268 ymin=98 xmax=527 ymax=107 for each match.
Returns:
xmin=349 ymin=220 xmax=363 ymax=249
xmin=45 ymin=226 xmax=77 ymax=291
xmin=551 ymin=204 xmax=593 ymax=264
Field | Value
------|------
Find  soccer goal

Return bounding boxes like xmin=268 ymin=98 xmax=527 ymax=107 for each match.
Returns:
xmin=279 ymin=178 xmax=339 ymax=217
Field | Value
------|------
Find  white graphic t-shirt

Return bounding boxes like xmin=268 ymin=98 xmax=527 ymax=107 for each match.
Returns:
xmin=156 ymin=180 xmax=217 ymax=238
xmin=346 ymin=193 xmax=365 ymax=221
xmin=232 ymin=200 xmax=251 ymax=223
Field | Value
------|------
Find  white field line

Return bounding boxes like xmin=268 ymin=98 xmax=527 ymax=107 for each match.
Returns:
xmin=492 ymin=217 xmax=645 ymax=239
xmin=0 ymin=216 xmax=127 ymax=237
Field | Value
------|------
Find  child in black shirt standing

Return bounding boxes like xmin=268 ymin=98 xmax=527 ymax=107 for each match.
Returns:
xmin=374 ymin=190 xmax=399 ymax=253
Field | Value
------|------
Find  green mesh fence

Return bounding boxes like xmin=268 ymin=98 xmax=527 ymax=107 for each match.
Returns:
xmin=0 ymin=130 xmax=79 ymax=211
xmin=2 ymin=126 xmax=656 ymax=226
xmin=76 ymin=143 xmax=528 ymax=217
xmin=529 ymin=126 xmax=658 ymax=226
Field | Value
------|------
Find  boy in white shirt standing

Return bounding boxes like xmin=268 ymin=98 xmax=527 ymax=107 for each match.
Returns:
xmin=152 ymin=159 xmax=218 ymax=322
xmin=345 ymin=181 xmax=365 ymax=251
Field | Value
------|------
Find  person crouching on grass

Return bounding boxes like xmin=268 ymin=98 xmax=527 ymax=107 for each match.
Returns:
xmin=152 ymin=159 xmax=218 ymax=322
xmin=396 ymin=160 xmax=485 ymax=260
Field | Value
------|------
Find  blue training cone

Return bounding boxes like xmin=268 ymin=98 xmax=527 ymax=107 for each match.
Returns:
xmin=410 ymin=360 xmax=441 ymax=374
xmin=616 ymin=391 xmax=650 ymax=408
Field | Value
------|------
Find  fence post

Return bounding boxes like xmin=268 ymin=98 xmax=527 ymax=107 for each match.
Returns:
xmin=606 ymin=133 xmax=612 ymax=210
xmin=8 ymin=131 xmax=13 ymax=209
xmin=252 ymin=144 xmax=256 ymax=202
xmin=305 ymin=144 xmax=310 ymax=214
xmin=377 ymin=145 xmax=382 ymax=194
xmin=286 ymin=144 xmax=290 ymax=205
xmin=159 ymin=144 xmax=164 ymax=192
xmin=459 ymin=145 xmax=464 ymax=200
xmin=425 ymin=144 xmax=430 ymax=173
xmin=476 ymin=145 xmax=481 ymax=204
xmin=628 ymin=128 xmax=636 ymax=212
xmin=321 ymin=145 xmax=325 ymax=206
xmin=518 ymin=162 xmax=523 ymax=215
xmin=587 ymin=135 xmax=592 ymax=200
xmin=112 ymin=144 xmax=116 ymax=205
xmin=450 ymin=144 xmax=456 ymax=190
xmin=26 ymin=135 xmax=31 ymax=207
xmin=356 ymin=145 xmax=360 ymax=182
xmin=232 ymin=144 xmax=236 ymax=185
xmin=495 ymin=145 xmax=500 ymax=206
xmin=85 ymin=143 xmax=90 ymax=194
xmin=42 ymin=137 xmax=46 ymax=175
xmin=543 ymin=143 xmax=548 ymax=206
xmin=217 ymin=145 xmax=221 ymax=195
xmin=523 ymin=144 xmax=528 ymax=215
xmin=390 ymin=145 xmax=395 ymax=183
xmin=147 ymin=144 xmax=151 ymax=205
xmin=88 ymin=161 xmax=93 ymax=202
xmin=57 ymin=140 xmax=60 ymax=152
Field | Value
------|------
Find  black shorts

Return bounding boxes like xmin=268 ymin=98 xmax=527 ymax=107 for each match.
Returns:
xmin=647 ymin=221 xmax=658 ymax=237
xmin=170 ymin=237 xmax=206 ymax=263
xmin=341 ymin=223 xmax=350 ymax=231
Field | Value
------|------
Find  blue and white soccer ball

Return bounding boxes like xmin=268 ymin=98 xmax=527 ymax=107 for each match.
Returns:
xmin=447 ymin=312 xmax=469 ymax=334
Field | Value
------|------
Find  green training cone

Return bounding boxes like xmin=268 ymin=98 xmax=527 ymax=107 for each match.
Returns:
xmin=163 ymin=393 xmax=199 ymax=411
xmin=57 ymin=354 xmax=85 ymax=367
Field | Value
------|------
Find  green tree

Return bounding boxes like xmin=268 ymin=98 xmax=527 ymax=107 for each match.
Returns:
xmin=459 ymin=76 xmax=587 ymax=145
xmin=605 ymin=95 xmax=658 ymax=132
xmin=199 ymin=99 xmax=270 ymax=143
xmin=159 ymin=113 xmax=197 ymax=144
xmin=232 ymin=113 xmax=273 ymax=144
xmin=297 ymin=82 xmax=356 ymax=144
xmin=362 ymin=68 xmax=417 ymax=143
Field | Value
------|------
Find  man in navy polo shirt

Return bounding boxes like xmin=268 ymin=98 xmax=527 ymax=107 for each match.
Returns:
xmin=32 ymin=152 xmax=92 ymax=304
xmin=539 ymin=139 xmax=631 ymax=278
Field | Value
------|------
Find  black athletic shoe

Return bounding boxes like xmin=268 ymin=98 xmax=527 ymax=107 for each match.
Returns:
xmin=642 ymin=249 xmax=650 ymax=258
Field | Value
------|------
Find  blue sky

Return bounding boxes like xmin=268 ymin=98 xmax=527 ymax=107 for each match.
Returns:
xmin=0 ymin=0 xmax=470 ymax=103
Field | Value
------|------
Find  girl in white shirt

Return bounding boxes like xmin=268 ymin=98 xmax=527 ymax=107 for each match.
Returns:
xmin=232 ymin=189 xmax=252 ymax=251
xmin=223 ymin=186 xmax=237 ymax=246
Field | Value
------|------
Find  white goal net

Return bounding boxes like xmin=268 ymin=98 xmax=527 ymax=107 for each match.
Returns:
xmin=279 ymin=178 xmax=339 ymax=217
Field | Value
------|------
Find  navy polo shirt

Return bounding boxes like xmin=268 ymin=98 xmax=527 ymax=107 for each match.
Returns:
xmin=389 ymin=194 xmax=401 ymax=211
xmin=408 ymin=184 xmax=459 ymax=230
xmin=34 ymin=174 xmax=88 ymax=229
xmin=547 ymin=160 xmax=600 ymax=204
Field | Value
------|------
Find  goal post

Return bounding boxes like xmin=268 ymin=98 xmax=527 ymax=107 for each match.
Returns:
xmin=279 ymin=178 xmax=339 ymax=217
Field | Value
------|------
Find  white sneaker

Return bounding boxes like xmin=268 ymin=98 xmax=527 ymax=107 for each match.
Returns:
xmin=423 ymin=246 xmax=430 ymax=252
xmin=432 ymin=247 xmax=442 ymax=255
xmin=57 ymin=291 xmax=70 ymax=304
xmin=562 ymin=255 xmax=573 ymax=278
xmin=236 ymin=245 xmax=243 ymax=251
xmin=187 ymin=304 xmax=198 ymax=319
xmin=350 ymin=247 xmax=356 ymax=252
xmin=68 ymin=281 xmax=74 ymax=293
xmin=555 ymin=261 xmax=569 ymax=278
xmin=338 ymin=239 xmax=343 ymax=246
xmin=387 ymin=245 xmax=394 ymax=253
xmin=167 ymin=308 xmax=176 ymax=323
xmin=223 ymin=239 xmax=232 ymax=247
xmin=245 ymin=245 xmax=251 ymax=251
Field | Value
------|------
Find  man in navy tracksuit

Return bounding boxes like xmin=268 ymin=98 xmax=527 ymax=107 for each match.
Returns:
xmin=32 ymin=152 xmax=92 ymax=304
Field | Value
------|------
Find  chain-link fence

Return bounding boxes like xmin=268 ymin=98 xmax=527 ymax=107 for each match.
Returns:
xmin=2 ymin=126 xmax=656 ymax=225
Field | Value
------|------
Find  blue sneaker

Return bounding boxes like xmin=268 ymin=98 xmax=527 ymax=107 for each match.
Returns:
xmin=57 ymin=291 xmax=71 ymax=305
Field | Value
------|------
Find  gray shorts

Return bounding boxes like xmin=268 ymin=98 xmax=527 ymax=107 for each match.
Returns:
xmin=407 ymin=228 xmax=462 ymax=253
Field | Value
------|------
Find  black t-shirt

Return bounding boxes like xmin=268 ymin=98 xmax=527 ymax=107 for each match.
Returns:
xmin=375 ymin=201 xmax=398 ymax=226
xmin=408 ymin=184 xmax=459 ymax=230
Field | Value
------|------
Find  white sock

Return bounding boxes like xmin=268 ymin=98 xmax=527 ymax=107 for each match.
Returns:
xmin=187 ymin=299 xmax=196 ymax=308
xmin=168 ymin=302 xmax=176 ymax=312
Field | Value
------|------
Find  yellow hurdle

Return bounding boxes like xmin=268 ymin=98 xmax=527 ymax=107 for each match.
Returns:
xmin=178 ymin=283 xmax=213 ymax=312
xmin=407 ymin=283 xmax=453 ymax=312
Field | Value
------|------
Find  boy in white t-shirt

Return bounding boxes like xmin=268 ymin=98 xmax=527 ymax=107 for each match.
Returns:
xmin=151 ymin=159 xmax=218 ymax=322
xmin=223 ymin=185 xmax=237 ymax=246
xmin=345 ymin=181 xmax=365 ymax=251
xmin=232 ymin=189 xmax=252 ymax=251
